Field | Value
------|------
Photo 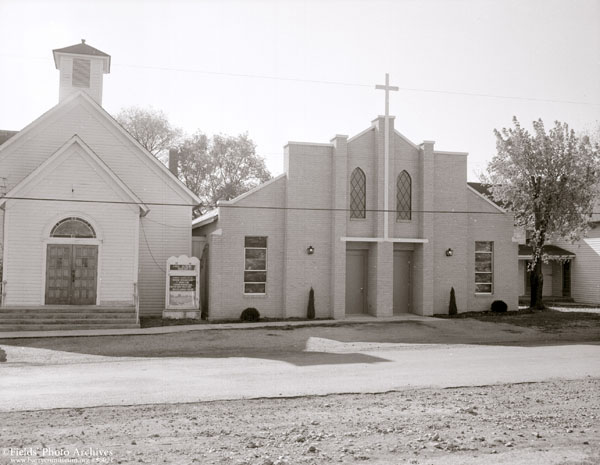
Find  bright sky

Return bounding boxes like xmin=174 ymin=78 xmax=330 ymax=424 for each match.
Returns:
xmin=0 ymin=0 xmax=598 ymax=180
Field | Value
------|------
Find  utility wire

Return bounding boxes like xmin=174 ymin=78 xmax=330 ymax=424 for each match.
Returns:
xmin=1 ymin=53 xmax=598 ymax=107
xmin=2 ymin=195 xmax=599 ymax=215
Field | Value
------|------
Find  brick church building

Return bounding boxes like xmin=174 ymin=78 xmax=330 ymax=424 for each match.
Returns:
xmin=193 ymin=77 xmax=519 ymax=319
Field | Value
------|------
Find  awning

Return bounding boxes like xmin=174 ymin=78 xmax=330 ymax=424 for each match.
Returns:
xmin=518 ymin=244 xmax=575 ymax=260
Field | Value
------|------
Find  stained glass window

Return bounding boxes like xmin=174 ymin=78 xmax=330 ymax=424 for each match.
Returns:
xmin=396 ymin=170 xmax=411 ymax=221
xmin=350 ymin=167 xmax=366 ymax=219
xmin=51 ymin=217 xmax=96 ymax=238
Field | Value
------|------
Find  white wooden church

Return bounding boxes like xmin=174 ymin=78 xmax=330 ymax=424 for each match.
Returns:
xmin=0 ymin=41 xmax=200 ymax=330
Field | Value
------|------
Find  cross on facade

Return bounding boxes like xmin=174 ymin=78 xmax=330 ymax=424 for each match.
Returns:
xmin=375 ymin=73 xmax=398 ymax=240
xmin=375 ymin=73 xmax=399 ymax=117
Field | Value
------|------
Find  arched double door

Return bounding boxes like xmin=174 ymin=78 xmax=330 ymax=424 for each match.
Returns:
xmin=45 ymin=217 xmax=98 ymax=305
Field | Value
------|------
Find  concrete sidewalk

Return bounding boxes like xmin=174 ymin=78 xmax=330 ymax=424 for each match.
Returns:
xmin=0 ymin=313 xmax=432 ymax=339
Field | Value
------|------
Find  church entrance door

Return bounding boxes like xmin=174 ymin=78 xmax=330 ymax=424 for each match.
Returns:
xmin=393 ymin=251 xmax=412 ymax=314
xmin=45 ymin=244 xmax=98 ymax=305
xmin=345 ymin=250 xmax=367 ymax=314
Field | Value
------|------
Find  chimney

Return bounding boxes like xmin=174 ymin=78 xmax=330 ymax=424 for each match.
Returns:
xmin=168 ymin=148 xmax=179 ymax=176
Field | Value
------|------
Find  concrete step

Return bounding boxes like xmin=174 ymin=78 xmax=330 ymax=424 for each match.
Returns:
xmin=0 ymin=312 xmax=137 ymax=320
xmin=0 ymin=318 xmax=138 ymax=325
xmin=0 ymin=306 xmax=135 ymax=314
xmin=0 ymin=323 xmax=140 ymax=331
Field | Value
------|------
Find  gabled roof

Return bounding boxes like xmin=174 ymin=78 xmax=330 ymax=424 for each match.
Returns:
xmin=192 ymin=208 xmax=219 ymax=229
xmin=0 ymin=130 xmax=18 ymax=146
xmin=0 ymin=135 xmax=149 ymax=216
xmin=467 ymin=182 xmax=506 ymax=210
xmin=53 ymin=40 xmax=111 ymax=71
xmin=518 ymin=244 xmax=576 ymax=260
xmin=0 ymin=91 xmax=201 ymax=206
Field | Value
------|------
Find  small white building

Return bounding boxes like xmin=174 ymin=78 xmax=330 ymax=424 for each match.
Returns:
xmin=0 ymin=41 xmax=200 ymax=329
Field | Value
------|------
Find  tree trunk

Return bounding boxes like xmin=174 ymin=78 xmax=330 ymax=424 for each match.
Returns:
xmin=529 ymin=259 xmax=545 ymax=310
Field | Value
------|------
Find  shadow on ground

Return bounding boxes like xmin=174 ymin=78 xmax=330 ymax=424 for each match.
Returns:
xmin=0 ymin=315 xmax=598 ymax=367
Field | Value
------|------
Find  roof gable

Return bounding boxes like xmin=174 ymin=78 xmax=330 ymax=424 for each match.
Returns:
xmin=0 ymin=91 xmax=200 ymax=205
xmin=53 ymin=41 xmax=111 ymax=72
xmin=0 ymin=135 xmax=149 ymax=216
xmin=467 ymin=184 xmax=506 ymax=213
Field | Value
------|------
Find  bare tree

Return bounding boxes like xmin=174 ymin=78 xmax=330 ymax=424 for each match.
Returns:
xmin=485 ymin=117 xmax=599 ymax=309
xmin=115 ymin=106 xmax=181 ymax=161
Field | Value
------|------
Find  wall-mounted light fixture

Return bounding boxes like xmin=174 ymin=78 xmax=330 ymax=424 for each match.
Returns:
xmin=307 ymin=245 xmax=315 ymax=255
xmin=445 ymin=248 xmax=453 ymax=257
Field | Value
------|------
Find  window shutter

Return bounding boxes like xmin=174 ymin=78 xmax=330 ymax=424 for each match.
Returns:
xmin=72 ymin=59 xmax=91 ymax=88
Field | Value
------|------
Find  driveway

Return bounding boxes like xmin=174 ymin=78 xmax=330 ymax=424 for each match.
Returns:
xmin=1 ymin=318 xmax=599 ymax=412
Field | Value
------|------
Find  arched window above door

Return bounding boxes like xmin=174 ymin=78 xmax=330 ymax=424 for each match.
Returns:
xmin=350 ymin=167 xmax=366 ymax=219
xmin=50 ymin=217 xmax=96 ymax=238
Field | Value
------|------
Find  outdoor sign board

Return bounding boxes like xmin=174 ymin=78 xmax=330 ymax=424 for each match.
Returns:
xmin=164 ymin=255 xmax=200 ymax=318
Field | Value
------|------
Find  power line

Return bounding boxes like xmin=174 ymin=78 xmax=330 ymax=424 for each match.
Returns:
xmin=1 ymin=53 xmax=598 ymax=107
xmin=2 ymin=195 xmax=598 ymax=215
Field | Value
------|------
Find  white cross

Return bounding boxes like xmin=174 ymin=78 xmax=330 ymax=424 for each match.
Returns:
xmin=375 ymin=73 xmax=398 ymax=240
xmin=375 ymin=73 xmax=399 ymax=117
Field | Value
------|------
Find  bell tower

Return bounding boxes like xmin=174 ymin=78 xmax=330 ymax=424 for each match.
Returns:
xmin=52 ymin=39 xmax=111 ymax=106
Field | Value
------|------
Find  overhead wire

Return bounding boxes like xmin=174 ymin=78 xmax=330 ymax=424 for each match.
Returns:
xmin=0 ymin=53 xmax=598 ymax=107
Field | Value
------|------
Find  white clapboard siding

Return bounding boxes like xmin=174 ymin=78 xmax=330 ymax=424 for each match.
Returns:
xmin=0 ymin=94 xmax=194 ymax=313
xmin=3 ymin=148 xmax=138 ymax=306
xmin=0 ymin=95 xmax=192 ymax=206
xmin=138 ymin=205 xmax=191 ymax=316
xmin=552 ymin=228 xmax=600 ymax=304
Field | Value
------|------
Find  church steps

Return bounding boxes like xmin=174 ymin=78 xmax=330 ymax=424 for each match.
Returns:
xmin=0 ymin=323 xmax=140 ymax=331
xmin=0 ymin=306 xmax=139 ymax=331
xmin=0 ymin=306 xmax=136 ymax=313
xmin=0 ymin=311 xmax=136 ymax=319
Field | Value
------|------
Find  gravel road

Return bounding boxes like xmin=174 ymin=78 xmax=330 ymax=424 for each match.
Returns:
xmin=1 ymin=379 xmax=598 ymax=465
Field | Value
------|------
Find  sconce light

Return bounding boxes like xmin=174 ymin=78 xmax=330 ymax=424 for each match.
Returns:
xmin=307 ymin=245 xmax=315 ymax=255
xmin=445 ymin=248 xmax=453 ymax=257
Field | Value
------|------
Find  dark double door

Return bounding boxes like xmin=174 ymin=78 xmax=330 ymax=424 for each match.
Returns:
xmin=45 ymin=244 xmax=98 ymax=305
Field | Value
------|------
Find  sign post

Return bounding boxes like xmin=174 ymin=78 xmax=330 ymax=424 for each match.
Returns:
xmin=163 ymin=255 xmax=201 ymax=319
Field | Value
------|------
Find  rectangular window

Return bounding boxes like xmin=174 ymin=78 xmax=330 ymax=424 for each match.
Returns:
xmin=475 ymin=241 xmax=493 ymax=293
xmin=72 ymin=58 xmax=91 ymax=88
xmin=244 ymin=236 xmax=267 ymax=294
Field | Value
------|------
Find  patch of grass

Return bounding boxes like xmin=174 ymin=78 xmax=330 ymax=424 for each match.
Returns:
xmin=140 ymin=316 xmax=332 ymax=329
xmin=139 ymin=317 xmax=208 ymax=328
xmin=434 ymin=308 xmax=600 ymax=332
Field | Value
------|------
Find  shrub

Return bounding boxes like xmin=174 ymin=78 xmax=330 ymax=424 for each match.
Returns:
xmin=307 ymin=287 xmax=315 ymax=319
xmin=491 ymin=300 xmax=508 ymax=313
xmin=0 ymin=347 xmax=6 ymax=363
xmin=449 ymin=287 xmax=458 ymax=316
xmin=240 ymin=307 xmax=260 ymax=322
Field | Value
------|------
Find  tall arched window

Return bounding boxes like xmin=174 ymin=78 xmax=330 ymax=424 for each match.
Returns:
xmin=350 ymin=167 xmax=366 ymax=219
xmin=397 ymin=170 xmax=412 ymax=221
xmin=50 ymin=217 xmax=96 ymax=238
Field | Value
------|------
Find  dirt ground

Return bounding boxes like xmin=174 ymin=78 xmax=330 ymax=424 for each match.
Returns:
xmin=0 ymin=379 xmax=598 ymax=465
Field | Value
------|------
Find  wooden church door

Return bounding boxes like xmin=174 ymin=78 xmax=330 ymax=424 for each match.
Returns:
xmin=46 ymin=244 xmax=98 ymax=305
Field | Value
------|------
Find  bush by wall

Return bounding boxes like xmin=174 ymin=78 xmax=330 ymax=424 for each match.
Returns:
xmin=307 ymin=287 xmax=315 ymax=319
xmin=491 ymin=300 xmax=508 ymax=313
xmin=449 ymin=287 xmax=458 ymax=316
xmin=240 ymin=307 xmax=260 ymax=322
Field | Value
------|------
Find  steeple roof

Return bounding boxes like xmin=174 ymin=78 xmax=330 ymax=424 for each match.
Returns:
xmin=52 ymin=40 xmax=111 ymax=71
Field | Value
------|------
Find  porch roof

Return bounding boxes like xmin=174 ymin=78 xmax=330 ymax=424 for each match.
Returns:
xmin=518 ymin=244 xmax=576 ymax=260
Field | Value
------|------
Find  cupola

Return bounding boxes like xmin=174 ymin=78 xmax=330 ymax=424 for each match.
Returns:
xmin=52 ymin=39 xmax=111 ymax=106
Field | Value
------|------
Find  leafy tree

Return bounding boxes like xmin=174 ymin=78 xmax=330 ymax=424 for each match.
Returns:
xmin=177 ymin=132 xmax=271 ymax=211
xmin=485 ymin=117 xmax=599 ymax=309
xmin=115 ymin=106 xmax=182 ymax=160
